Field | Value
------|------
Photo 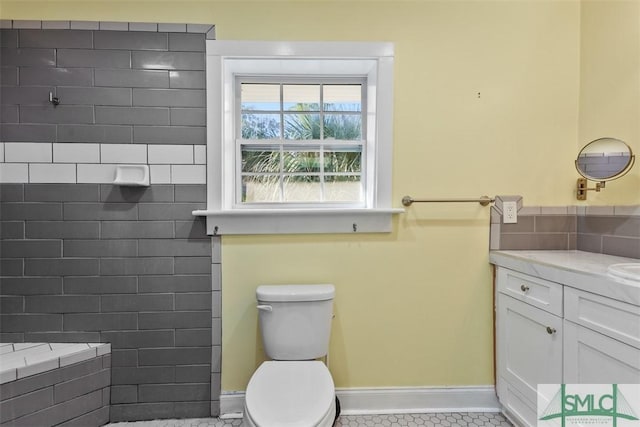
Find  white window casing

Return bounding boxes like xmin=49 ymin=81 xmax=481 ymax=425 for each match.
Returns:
xmin=195 ymin=40 xmax=402 ymax=234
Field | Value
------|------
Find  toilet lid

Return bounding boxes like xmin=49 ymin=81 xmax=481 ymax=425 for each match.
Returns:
xmin=245 ymin=361 xmax=335 ymax=427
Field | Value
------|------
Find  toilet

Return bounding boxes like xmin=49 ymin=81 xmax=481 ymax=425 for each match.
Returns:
xmin=243 ymin=284 xmax=338 ymax=427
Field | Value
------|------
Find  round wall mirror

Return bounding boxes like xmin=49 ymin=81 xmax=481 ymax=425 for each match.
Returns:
xmin=575 ymin=137 xmax=635 ymax=181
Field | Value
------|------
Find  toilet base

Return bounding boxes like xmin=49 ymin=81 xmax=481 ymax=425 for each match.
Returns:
xmin=243 ymin=394 xmax=336 ymax=427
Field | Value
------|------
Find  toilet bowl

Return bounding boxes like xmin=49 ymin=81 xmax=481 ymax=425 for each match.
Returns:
xmin=242 ymin=284 xmax=337 ymax=427
xmin=243 ymin=361 xmax=336 ymax=427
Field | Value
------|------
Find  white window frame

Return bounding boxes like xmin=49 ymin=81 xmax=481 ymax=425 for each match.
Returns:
xmin=196 ymin=40 xmax=401 ymax=235
xmin=235 ymin=77 xmax=368 ymax=208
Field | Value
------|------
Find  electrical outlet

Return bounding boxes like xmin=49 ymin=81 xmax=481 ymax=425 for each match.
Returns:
xmin=503 ymin=201 xmax=518 ymax=224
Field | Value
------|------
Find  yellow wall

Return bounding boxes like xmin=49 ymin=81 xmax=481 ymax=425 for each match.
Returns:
xmin=1 ymin=0 xmax=635 ymax=393
xmin=212 ymin=1 xmax=581 ymax=392
xmin=578 ymin=0 xmax=640 ymax=204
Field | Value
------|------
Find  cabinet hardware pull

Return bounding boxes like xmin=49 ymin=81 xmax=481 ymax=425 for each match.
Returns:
xmin=520 ymin=284 xmax=530 ymax=292
xmin=546 ymin=326 xmax=556 ymax=335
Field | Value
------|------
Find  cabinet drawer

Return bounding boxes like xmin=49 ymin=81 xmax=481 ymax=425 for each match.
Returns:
xmin=497 ymin=267 xmax=563 ymax=316
xmin=564 ymin=287 xmax=640 ymax=349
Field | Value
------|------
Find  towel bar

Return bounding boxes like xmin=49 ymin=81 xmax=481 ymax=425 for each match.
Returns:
xmin=402 ymin=195 xmax=495 ymax=207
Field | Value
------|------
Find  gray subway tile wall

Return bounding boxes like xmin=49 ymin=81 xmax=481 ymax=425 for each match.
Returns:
xmin=57 ymin=124 xmax=133 ymax=143
xmin=19 ymin=29 xmax=93 ymax=48
xmin=1 ymin=184 xmax=214 ymax=421
xmin=0 ymin=47 xmax=56 ymax=66
xmin=133 ymin=125 xmax=206 ymax=144
xmin=94 ymin=31 xmax=167 ymax=50
xmin=1 ymin=123 xmax=57 ymax=142
xmin=0 ymin=23 xmax=219 ymax=422
xmin=20 ymin=66 xmax=94 ymax=86
xmin=57 ymin=48 xmax=131 ymax=68
xmin=492 ymin=205 xmax=640 ymax=258
xmin=169 ymin=70 xmax=206 ymax=89
xmin=95 ymin=69 xmax=170 ymax=88
xmin=0 ymin=27 xmax=206 ymax=146
xmin=58 ymin=87 xmax=132 ymax=106
xmin=1 ymin=86 xmax=55 ymax=105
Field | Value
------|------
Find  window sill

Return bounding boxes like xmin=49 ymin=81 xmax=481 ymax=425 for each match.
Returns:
xmin=192 ymin=208 xmax=404 ymax=235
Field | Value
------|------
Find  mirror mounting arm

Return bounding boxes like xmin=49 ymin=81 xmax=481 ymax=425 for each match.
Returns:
xmin=577 ymin=178 xmax=606 ymax=200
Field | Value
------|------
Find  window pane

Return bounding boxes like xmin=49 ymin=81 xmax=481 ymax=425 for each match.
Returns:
xmin=325 ymin=147 xmax=362 ymax=173
xmin=283 ymin=175 xmax=321 ymax=202
xmin=284 ymin=114 xmax=321 ymax=140
xmin=284 ymin=84 xmax=320 ymax=111
xmin=283 ymin=150 xmax=321 ymax=173
xmin=241 ymin=146 xmax=281 ymax=173
xmin=242 ymin=175 xmax=280 ymax=202
xmin=323 ymin=114 xmax=362 ymax=140
xmin=241 ymin=83 xmax=279 ymax=111
xmin=241 ymin=113 xmax=281 ymax=139
xmin=323 ymin=84 xmax=361 ymax=111
xmin=324 ymin=175 xmax=362 ymax=202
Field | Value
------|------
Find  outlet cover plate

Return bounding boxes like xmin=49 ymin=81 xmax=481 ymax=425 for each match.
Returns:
xmin=503 ymin=201 xmax=517 ymax=224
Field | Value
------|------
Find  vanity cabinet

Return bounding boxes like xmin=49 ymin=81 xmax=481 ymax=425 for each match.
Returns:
xmin=495 ymin=268 xmax=563 ymax=426
xmin=563 ymin=287 xmax=640 ymax=384
xmin=495 ymin=264 xmax=640 ymax=427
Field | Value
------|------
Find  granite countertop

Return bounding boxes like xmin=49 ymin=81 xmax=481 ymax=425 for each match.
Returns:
xmin=490 ymin=250 xmax=640 ymax=306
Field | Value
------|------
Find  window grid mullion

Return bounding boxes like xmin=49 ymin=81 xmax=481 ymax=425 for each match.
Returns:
xmin=319 ymin=84 xmax=325 ymax=202
xmin=319 ymin=83 xmax=325 ymax=141
xmin=279 ymin=84 xmax=285 ymax=202
xmin=320 ymin=144 xmax=325 ymax=202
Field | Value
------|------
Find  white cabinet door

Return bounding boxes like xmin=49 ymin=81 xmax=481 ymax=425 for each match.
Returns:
xmin=497 ymin=376 xmax=538 ymax=427
xmin=564 ymin=320 xmax=640 ymax=384
xmin=497 ymin=294 xmax=563 ymax=405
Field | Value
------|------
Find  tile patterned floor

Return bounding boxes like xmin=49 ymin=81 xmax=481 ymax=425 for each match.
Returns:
xmin=106 ymin=412 xmax=512 ymax=427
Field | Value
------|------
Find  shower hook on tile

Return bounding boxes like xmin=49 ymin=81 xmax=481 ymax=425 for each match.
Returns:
xmin=49 ymin=92 xmax=60 ymax=106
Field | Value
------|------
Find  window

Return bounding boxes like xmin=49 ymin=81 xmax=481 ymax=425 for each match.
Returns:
xmin=239 ymin=80 xmax=365 ymax=206
xmin=199 ymin=41 xmax=399 ymax=234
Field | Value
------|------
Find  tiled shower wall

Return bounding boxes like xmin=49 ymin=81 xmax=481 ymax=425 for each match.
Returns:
xmin=0 ymin=22 xmax=221 ymax=421
xmin=491 ymin=202 xmax=640 ymax=259
xmin=0 ymin=21 xmax=210 ymax=185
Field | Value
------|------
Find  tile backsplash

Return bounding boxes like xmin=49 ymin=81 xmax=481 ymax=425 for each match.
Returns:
xmin=577 ymin=211 xmax=640 ymax=258
xmin=491 ymin=201 xmax=640 ymax=259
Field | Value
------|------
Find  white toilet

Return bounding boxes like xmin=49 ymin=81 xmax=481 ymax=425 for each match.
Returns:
xmin=243 ymin=284 xmax=338 ymax=427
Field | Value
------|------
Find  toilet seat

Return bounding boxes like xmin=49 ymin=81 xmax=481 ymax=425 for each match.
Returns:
xmin=244 ymin=361 xmax=336 ymax=427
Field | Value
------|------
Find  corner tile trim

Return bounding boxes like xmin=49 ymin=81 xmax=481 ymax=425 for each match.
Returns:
xmin=1 ymin=20 xmax=215 ymax=39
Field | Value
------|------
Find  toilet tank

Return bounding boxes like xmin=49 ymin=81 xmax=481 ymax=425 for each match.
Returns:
xmin=256 ymin=284 xmax=335 ymax=361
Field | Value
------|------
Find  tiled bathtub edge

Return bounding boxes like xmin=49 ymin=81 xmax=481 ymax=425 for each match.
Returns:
xmin=0 ymin=343 xmax=111 ymax=426
xmin=0 ymin=342 xmax=111 ymax=384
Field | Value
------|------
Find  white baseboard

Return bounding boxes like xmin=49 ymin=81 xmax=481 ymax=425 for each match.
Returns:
xmin=220 ymin=392 xmax=245 ymax=418
xmin=220 ymin=385 xmax=500 ymax=417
